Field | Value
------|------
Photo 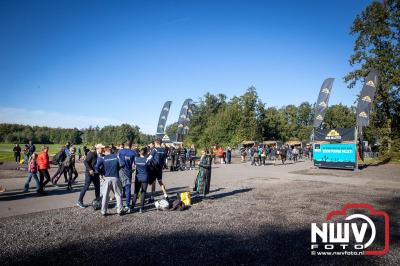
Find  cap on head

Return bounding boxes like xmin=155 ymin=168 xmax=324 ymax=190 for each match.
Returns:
xmin=95 ymin=143 xmax=105 ymax=149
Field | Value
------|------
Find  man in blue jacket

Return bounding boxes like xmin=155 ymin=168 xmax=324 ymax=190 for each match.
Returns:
xmin=95 ymin=146 xmax=124 ymax=216
xmin=148 ymin=139 xmax=168 ymax=201
xmin=118 ymin=141 xmax=136 ymax=212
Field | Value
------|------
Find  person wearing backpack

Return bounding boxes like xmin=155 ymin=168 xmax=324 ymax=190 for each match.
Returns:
xmin=65 ymin=147 xmax=78 ymax=191
xmin=131 ymin=147 xmax=149 ymax=213
xmin=148 ymin=139 xmax=168 ymax=202
xmin=37 ymin=146 xmax=51 ymax=192
xmin=23 ymin=153 xmax=44 ymax=194
xmin=28 ymin=140 xmax=36 ymax=157
xmin=51 ymin=147 xmax=67 ymax=185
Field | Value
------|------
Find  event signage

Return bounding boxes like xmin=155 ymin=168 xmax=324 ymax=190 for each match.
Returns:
xmin=313 ymin=128 xmax=357 ymax=169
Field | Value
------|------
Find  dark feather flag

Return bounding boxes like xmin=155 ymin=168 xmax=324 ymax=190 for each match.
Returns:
xmin=176 ymin=98 xmax=193 ymax=141
xmin=313 ymin=78 xmax=335 ymax=128
xmin=156 ymin=101 xmax=172 ymax=137
xmin=356 ymin=69 xmax=379 ymax=128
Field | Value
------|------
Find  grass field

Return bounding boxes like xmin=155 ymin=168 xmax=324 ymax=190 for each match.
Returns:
xmin=0 ymin=143 xmax=66 ymax=162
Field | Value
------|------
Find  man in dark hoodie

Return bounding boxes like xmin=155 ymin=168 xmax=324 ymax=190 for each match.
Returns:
xmin=76 ymin=144 xmax=103 ymax=208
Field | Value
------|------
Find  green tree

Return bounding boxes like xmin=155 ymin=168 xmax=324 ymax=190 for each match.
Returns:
xmin=165 ymin=122 xmax=179 ymax=138
xmin=323 ymin=104 xmax=356 ymax=129
xmin=344 ymin=0 xmax=400 ymax=151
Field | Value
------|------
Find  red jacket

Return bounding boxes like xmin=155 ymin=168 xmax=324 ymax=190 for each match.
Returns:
xmin=218 ymin=147 xmax=223 ymax=157
xmin=37 ymin=151 xmax=49 ymax=170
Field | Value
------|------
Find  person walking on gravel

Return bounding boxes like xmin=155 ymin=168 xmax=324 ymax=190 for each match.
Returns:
xmin=51 ymin=147 xmax=67 ymax=185
xmin=76 ymin=144 xmax=103 ymax=208
xmin=96 ymin=146 xmax=124 ymax=216
xmin=37 ymin=146 xmax=51 ymax=192
xmin=23 ymin=153 xmax=44 ymax=194
xmin=13 ymin=143 xmax=21 ymax=170
xmin=65 ymin=147 xmax=78 ymax=191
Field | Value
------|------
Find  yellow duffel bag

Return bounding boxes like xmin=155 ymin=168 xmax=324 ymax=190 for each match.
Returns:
xmin=180 ymin=191 xmax=191 ymax=206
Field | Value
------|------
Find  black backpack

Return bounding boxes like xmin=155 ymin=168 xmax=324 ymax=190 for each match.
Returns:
xmin=52 ymin=150 xmax=66 ymax=165
xmin=92 ymin=197 xmax=102 ymax=210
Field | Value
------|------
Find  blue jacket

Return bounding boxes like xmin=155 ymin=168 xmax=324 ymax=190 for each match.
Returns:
xmin=135 ymin=156 xmax=149 ymax=182
xmin=95 ymin=153 xmax=120 ymax=178
xmin=150 ymin=147 xmax=166 ymax=168
xmin=118 ymin=148 xmax=136 ymax=177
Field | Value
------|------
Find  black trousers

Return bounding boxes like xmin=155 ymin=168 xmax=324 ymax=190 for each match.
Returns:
xmin=131 ymin=179 xmax=148 ymax=209
xmin=189 ymin=157 xmax=196 ymax=168
xmin=78 ymin=173 xmax=100 ymax=202
xmin=39 ymin=169 xmax=51 ymax=190
xmin=67 ymin=166 xmax=78 ymax=188
xmin=52 ymin=164 xmax=68 ymax=183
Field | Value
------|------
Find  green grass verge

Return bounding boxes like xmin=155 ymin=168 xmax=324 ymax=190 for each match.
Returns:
xmin=0 ymin=143 xmax=71 ymax=162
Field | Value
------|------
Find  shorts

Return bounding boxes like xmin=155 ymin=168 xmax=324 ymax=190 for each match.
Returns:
xmin=155 ymin=168 xmax=163 ymax=181
xmin=149 ymin=168 xmax=163 ymax=184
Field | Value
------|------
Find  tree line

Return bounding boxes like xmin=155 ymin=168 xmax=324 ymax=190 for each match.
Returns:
xmin=173 ymin=88 xmax=356 ymax=149
xmin=0 ymin=123 xmax=153 ymax=145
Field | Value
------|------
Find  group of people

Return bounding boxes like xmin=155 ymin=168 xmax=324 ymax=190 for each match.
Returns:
xmin=21 ymin=142 xmax=80 ymax=194
xmin=240 ymin=144 xmax=313 ymax=166
xmin=210 ymin=145 xmax=232 ymax=164
xmin=164 ymin=144 xmax=197 ymax=171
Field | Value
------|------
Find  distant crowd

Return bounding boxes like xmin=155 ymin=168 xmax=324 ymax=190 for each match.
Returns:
xmin=239 ymin=144 xmax=313 ymax=166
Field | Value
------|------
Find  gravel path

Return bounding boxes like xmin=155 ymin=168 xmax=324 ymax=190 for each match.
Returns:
xmin=0 ymin=161 xmax=399 ymax=265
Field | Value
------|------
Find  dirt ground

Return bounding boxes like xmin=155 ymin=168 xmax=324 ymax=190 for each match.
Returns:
xmin=0 ymin=158 xmax=399 ymax=265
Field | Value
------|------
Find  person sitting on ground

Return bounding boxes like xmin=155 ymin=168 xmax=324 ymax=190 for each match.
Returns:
xmin=96 ymin=146 xmax=124 ymax=216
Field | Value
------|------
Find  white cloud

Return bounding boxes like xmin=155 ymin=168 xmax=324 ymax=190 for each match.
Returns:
xmin=0 ymin=107 xmax=125 ymax=129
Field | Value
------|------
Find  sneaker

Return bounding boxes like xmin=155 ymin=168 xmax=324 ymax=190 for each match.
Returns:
xmin=124 ymin=207 xmax=131 ymax=214
xmin=76 ymin=201 xmax=85 ymax=209
xmin=139 ymin=208 xmax=143 ymax=214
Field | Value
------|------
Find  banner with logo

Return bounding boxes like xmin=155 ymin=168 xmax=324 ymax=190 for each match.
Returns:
xmin=356 ymin=69 xmax=379 ymax=128
xmin=314 ymin=128 xmax=355 ymax=143
xmin=313 ymin=78 xmax=334 ymax=128
xmin=176 ymin=98 xmax=193 ymax=141
xmin=313 ymin=128 xmax=357 ymax=169
xmin=156 ymin=101 xmax=172 ymax=137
